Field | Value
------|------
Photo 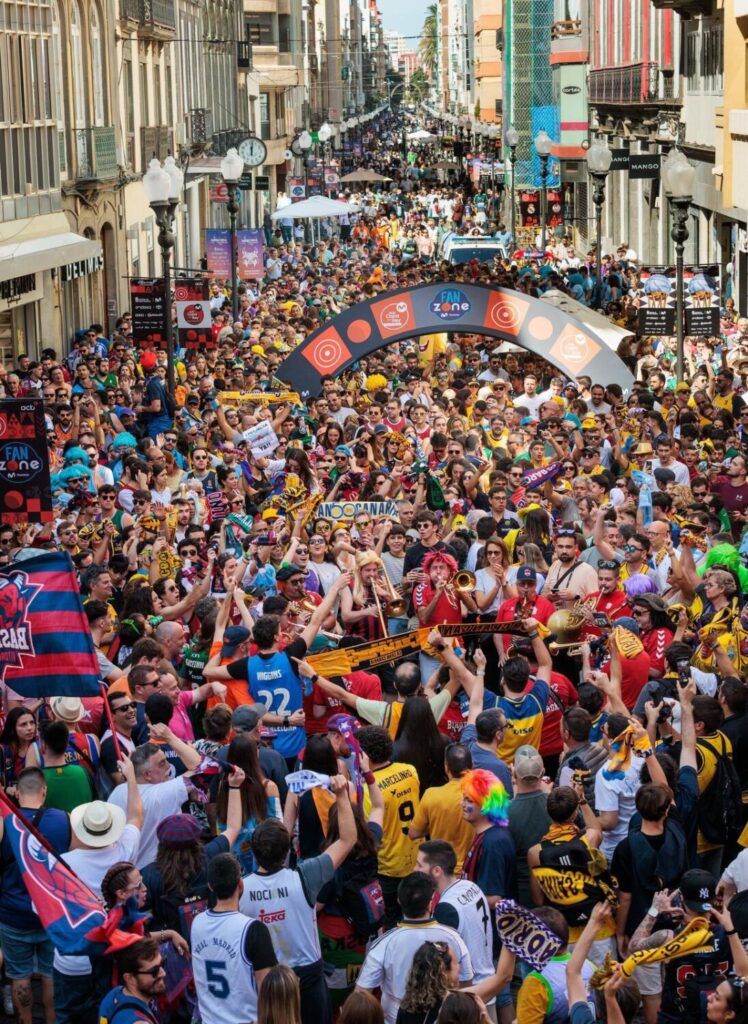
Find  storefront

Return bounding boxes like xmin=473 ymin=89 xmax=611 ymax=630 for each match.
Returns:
xmin=0 ymin=212 xmax=102 ymax=361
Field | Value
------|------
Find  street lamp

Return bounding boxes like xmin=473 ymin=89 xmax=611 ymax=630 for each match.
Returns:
xmin=143 ymin=155 xmax=183 ymax=398
xmin=220 ymin=146 xmax=244 ymax=325
xmin=534 ymin=129 xmax=553 ymax=252
xmin=586 ymin=136 xmax=613 ymax=311
xmin=662 ymin=149 xmax=696 ymax=383
xmin=298 ymin=130 xmax=313 ymax=240
xmin=318 ymin=122 xmax=332 ymax=195
xmin=506 ymin=126 xmax=519 ymax=246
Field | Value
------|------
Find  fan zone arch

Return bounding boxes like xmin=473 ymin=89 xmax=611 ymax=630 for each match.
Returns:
xmin=278 ymin=282 xmax=634 ymax=399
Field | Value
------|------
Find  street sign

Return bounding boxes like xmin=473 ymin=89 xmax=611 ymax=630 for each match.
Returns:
xmin=238 ymin=172 xmax=253 ymax=191
xmin=629 ymin=153 xmax=661 ymax=179
xmin=610 ymin=148 xmax=630 ymax=171
xmin=254 ymin=175 xmax=270 ymax=190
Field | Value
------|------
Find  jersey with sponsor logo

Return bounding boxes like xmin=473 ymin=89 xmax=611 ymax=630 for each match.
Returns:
xmin=363 ymin=761 xmax=420 ymax=877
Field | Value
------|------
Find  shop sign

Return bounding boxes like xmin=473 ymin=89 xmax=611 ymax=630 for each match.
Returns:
xmin=0 ymin=274 xmax=43 ymax=313
xmin=60 ymin=256 xmax=104 ymax=281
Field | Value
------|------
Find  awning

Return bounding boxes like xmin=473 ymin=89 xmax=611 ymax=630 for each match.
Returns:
xmin=185 ymin=157 xmax=224 ymax=175
xmin=0 ymin=213 xmax=102 ymax=283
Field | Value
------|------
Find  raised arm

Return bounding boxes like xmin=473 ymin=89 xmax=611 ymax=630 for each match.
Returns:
xmin=149 ymin=723 xmax=201 ymax=771
xmin=324 ymin=775 xmax=357 ymax=869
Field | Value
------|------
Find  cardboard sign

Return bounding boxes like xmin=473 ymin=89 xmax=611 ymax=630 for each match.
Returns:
xmin=243 ymin=420 xmax=279 ymax=458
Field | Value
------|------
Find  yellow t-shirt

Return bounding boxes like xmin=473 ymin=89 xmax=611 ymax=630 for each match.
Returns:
xmin=364 ymin=761 xmax=421 ymax=878
xmin=697 ymin=731 xmax=733 ymax=854
xmin=409 ymin=778 xmax=474 ymax=873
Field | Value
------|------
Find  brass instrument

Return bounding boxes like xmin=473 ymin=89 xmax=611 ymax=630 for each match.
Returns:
xmin=547 ymin=608 xmax=587 ymax=657
xmin=671 ymin=514 xmax=708 ymax=552
xmin=290 ymin=596 xmax=318 ymax=616
xmin=451 ymin=570 xmax=476 ymax=594
xmin=377 ymin=569 xmax=408 ymax=617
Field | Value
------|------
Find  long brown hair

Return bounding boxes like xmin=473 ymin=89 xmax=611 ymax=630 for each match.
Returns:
xmin=322 ymin=800 xmax=378 ymax=861
xmin=155 ymin=843 xmax=205 ymax=897
xmin=339 ymin=990 xmax=384 ymax=1024
xmin=215 ymin=733 xmax=269 ymax=826
xmin=257 ymin=964 xmax=300 ymax=1024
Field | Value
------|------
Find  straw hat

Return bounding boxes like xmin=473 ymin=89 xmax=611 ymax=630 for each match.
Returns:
xmin=70 ymin=800 xmax=126 ymax=848
xmin=50 ymin=696 xmax=84 ymax=724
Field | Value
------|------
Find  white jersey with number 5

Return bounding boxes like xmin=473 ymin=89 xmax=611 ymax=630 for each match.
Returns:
xmin=192 ymin=909 xmax=259 ymax=1024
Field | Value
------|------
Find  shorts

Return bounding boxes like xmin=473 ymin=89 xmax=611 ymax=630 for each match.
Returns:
xmin=0 ymin=922 xmax=54 ymax=979
xmin=634 ymin=961 xmax=663 ymax=997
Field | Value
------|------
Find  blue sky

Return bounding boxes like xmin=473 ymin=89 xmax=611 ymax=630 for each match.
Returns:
xmin=378 ymin=0 xmax=429 ymax=39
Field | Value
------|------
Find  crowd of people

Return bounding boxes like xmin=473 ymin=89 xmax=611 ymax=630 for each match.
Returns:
xmin=1 ymin=111 xmax=748 ymax=1024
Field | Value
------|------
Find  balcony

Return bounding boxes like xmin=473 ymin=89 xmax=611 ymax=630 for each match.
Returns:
xmin=551 ymin=19 xmax=581 ymax=38
xmin=140 ymin=125 xmax=174 ymax=171
xmin=186 ymin=108 xmax=213 ymax=146
xmin=588 ymin=61 xmax=679 ymax=107
xmin=120 ymin=0 xmax=175 ymax=37
xmin=652 ymin=0 xmax=710 ymax=15
xmin=74 ymin=127 xmax=119 ymax=182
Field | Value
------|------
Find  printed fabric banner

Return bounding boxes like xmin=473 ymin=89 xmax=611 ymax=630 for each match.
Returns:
xmin=684 ymin=264 xmax=720 ymax=337
xmin=317 ymin=500 xmax=399 ymax=522
xmin=175 ymin=278 xmax=212 ymax=352
xmin=130 ymin=277 xmax=166 ymax=346
xmin=205 ymin=229 xmax=232 ymax=278
xmin=0 ymin=552 xmax=101 ymax=697
xmin=520 ymin=191 xmax=541 ymax=227
xmin=494 ymin=900 xmax=564 ymax=971
xmin=237 ymin=229 xmax=265 ymax=281
xmin=546 ymin=190 xmax=564 ymax=228
xmin=0 ymin=399 xmax=53 ymax=524
xmin=638 ymin=266 xmax=676 ymax=336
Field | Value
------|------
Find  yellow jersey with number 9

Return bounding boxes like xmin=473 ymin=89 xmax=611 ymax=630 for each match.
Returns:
xmin=364 ymin=761 xmax=421 ymax=878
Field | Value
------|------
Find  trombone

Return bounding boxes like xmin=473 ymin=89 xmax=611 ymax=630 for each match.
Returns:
xmin=377 ymin=569 xmax=408 ymax=617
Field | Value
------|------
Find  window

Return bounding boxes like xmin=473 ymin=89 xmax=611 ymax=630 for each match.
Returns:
xmin=685 ymin=30 xmax=698 ymax=91
xmin=154 ymin=61 xmax=162 ymax=124
xmin=70 ymin=0 xmax=85 ymax=128
xmin=139 ymin=61 xmax=148 ymax=126
xmin=91 ymin=5 xmax=105 ymax=125
xmin=51 ymin=2 xmax=65 ymax=171
xmin=260 ymin=91 xmax=270 ymax=140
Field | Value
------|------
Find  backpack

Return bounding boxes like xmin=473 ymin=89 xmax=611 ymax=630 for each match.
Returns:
xmin=101 ymin=995 xmax=159 ymax=1024
xmin=697 ymin=738 xmax=743 ymax=845
xmin=157 ymin=882 xmax=213 ymax=941
xmin=333 ymin=861 xmax=385 ymax=942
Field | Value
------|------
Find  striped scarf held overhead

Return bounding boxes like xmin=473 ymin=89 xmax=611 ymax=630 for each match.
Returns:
xmin=602 ymin=727 xmax=653 ymax=781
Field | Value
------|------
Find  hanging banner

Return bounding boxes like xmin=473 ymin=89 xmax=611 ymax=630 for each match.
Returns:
xmin=520 ymin=191 xmax=540 ymax=227
xmin=684 ymin=264 xmax=720 ymax=337
xmin=205 ymin=229 xmax=232 ymax=278
xmin=237 ymin=229 xmax=265 ymax=281
xmin=629 ymin=153 xmax=661 ymax=179
xmin=637 ymin=265 xmax=676 ymax=336
xmin=546 ymin=190 xmax=564 ymax=228
xmin=288 ymin=177 xmax=306 ymax=201
xmin=0 ymin=399 xmax=53 ymax=524
xmin=130 ymin=277 xmax=166 ymax=346
xmin=175 ymin=278 xmax=212 ymax=352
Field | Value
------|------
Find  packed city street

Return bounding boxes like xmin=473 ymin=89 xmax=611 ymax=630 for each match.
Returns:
xmin=0 ymin=0 xmax=748 ymax=1022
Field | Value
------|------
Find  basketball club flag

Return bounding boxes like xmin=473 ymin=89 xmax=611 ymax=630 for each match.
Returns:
xmin=0 ymin=793 xmax=141 ymax=955
xmin=0 ymin=551 xmax=100 ymax=697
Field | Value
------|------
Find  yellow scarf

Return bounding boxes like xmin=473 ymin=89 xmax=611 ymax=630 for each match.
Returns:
xmin=591 ymin=917 xmax=713 ymax=987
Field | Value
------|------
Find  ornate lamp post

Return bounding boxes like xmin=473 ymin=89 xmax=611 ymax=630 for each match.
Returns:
xmin=534 ymin=129 xmax=553 ymax=252
xmin=506 ymin=126 xmax=519 ymax=245
xmin=220 ymin=147 xmax=244 ymax=324
xmin=662 ymin=149 xmax=697 ymax=382
xmin=586 ymin=137 xmax=613 ymax=311
xmin=143 ymin=155 xmax=183 ymax=397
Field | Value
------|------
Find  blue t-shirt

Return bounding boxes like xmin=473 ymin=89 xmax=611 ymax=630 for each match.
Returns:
xmin=98 ymin=986 xmax=159 ymax=1023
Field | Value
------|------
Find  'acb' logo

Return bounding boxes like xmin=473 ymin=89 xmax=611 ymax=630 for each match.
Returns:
xmin=0 ymin=442 xmax=43 ymax=484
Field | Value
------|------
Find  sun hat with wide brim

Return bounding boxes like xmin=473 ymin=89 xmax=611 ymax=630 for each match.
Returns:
xmin=50 ymin=696 xmax=84 ymax=723
xmin=70 ymin=800 xmax=127 ymax=848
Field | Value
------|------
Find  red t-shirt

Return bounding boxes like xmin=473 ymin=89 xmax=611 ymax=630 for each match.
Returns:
xmin=581 ymin=591 xmax=632 ymax=639
xmin=308 ymin=670 xmax=382 ymax=734
xmin=599 ymin=647 xmax=651 ymax=710
xmin=438 ymin=700 xmax=467 ymax=742
xmin=414 ymin=582 xmax=462 ymax=629
xmin=642 ymin=626 xmax=673 ymax=678
xmin=495 ymin=594 xmax=555 ymax=652
xmin=535 ymin=672 xmax=578 ymax=758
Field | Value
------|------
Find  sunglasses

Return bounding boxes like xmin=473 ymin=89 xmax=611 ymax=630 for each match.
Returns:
xmin=623 ymin=544 xmax=644 ymax=553
xmin=181 ymin=549 xmax=198 ymax=557
xmin=133 ymin=498 xmax=148 ymax=506
xmin=114 ymin=702 xmax=137 ymax=712
xmin=557 ymin=528 xmax=576 ymax=537
xmin=597 ymin=559 xmax=619 ymax=570
xmin=134 ymin=959 xmax=166 ymax=978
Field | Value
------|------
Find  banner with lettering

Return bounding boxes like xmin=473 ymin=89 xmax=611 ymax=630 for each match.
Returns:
xmin=175 ymin=278 xmax=211 ymax=352
xmin=130 ymin=278 xmax=166 ymax=346
xmin=684 ymin=264 xmax=720 ymax=337
xmin=637 ymin=266 xmax=676 ymax=336
xmin=494 ymin=900 xmax=564 ymax=971
xmin=0 ymin=399 xmax=52 ymax=524
xmin=205 ymin=229 xmax=232 ymax=278
xmin=316 ymin=500 xmax=399 ymax=522
xmin=546 ymin=190 xmax=564 ymax=229
xmin=237 ymin=229 xmax=264 ymax=281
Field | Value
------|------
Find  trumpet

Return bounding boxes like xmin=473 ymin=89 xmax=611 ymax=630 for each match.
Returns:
xmin=451 ymin=570 xmax=476 ymax=594
xmin=290 ymin=596 xmax=318 ymax=616
xmin=376 ymin=569 xmax=408 ymax=617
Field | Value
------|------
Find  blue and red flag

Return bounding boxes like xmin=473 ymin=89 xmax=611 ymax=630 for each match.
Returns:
xmin=0 ymin=551 xmax=100 ymax=697
xmin=0 ymin=795 xmax=144 ymax=954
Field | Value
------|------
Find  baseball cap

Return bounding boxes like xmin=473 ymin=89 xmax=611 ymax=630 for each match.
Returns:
xmin=614 ymin=616 xmax=640 ymax=635
xmin=520 ymin=417 xmax=538 ymax=427
xmin=516 ymin=566 xmax=538 ymax=583
xmin=222 ymin=625 xmax=251 ymax=656
xmin=276 ymin=564 xmax=308 ymax=581
xmin=335 ymin=444 xmax=353 ymax=457
xmin=514 ymin=745 xmax=545 ymax=781
xmin=675 ymin=382 xmax=691 ymax=393
xmin=232 ymin=704 xmax=266 ymax=734
xmin=679 ymin=868 xmax=716 ymax=913
xmin=140 ymin=351 xmax=157 ymax=371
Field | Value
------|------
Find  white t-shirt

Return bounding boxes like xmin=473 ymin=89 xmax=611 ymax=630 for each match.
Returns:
xmin=594 ymin=757 xmax=643 ymax=861
xmin=108 ymin=777 xmax=188 ymax=868
xmin=649 ymin=458 xmax=691 ymax=489
xmin=358 ymin=920 xmax=473 ymax=1024
xmin=53 ymin=822 xmax=141 ymax=976
xmin=513 ymin=392 xmax=544 ymax=418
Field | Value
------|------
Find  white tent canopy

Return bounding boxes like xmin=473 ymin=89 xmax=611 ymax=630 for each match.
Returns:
xmin=407 ymin=129 xmax=437 ymax=143
xmin=271 ymin=195 xmax=357 ymax=220
xmin=540 ymin=289 xmax=634 ymax=353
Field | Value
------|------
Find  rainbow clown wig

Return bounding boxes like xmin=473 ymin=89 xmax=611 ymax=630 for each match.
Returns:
xmin=460 ymin=769 xmax=510 ymax=827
